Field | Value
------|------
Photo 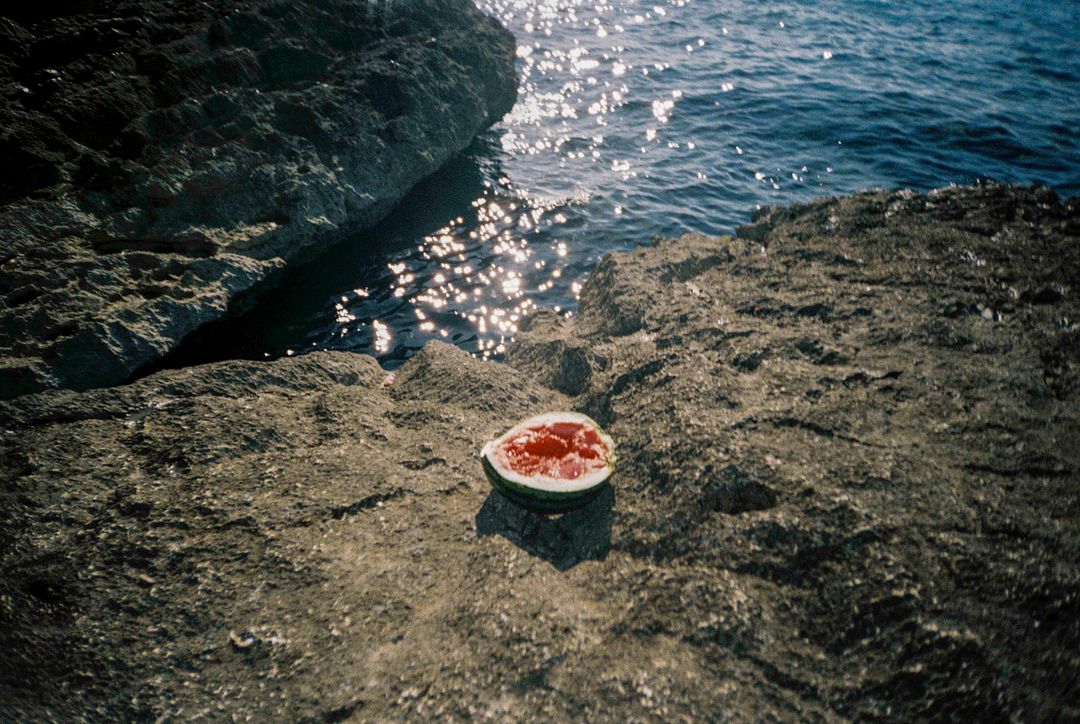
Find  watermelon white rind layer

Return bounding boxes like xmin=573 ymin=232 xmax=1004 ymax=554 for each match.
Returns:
xmin=480 ymin=412 xmax=616 ymax=511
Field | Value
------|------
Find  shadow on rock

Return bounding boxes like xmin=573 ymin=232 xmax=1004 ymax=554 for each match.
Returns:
xmin=475 ymin=485 xmax=614 ymax=571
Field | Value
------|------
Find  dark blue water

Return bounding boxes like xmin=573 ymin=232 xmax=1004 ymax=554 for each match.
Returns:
xmin=176 ymin=0 xmax=1080 ymax=368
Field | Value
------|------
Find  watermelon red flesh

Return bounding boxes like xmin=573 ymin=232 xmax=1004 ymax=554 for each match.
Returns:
xmin=490 ymin=421 xmax=609 ymax=481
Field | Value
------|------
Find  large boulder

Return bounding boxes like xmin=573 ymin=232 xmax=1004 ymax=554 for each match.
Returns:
xmin=0 ymin=0 xmax=517 ymax=398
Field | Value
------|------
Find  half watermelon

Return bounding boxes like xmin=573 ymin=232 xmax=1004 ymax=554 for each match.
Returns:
xmin=481 ymin=412 xmax=616 ymax=513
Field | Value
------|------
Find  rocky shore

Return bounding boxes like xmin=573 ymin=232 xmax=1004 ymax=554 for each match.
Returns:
xmin=2 ymin=183 xmax=1077 ymax=720
xmin=0 ymin=0 xmax=516 ymax=398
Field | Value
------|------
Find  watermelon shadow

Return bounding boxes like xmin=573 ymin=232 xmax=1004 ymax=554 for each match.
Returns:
xmin=474 ymin=484 xmax=614 ymax=571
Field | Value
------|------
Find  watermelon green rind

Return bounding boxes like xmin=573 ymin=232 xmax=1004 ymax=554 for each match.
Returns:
xmin=480 ymin=411 xmax=616 ymax=510
xmin=482 ymin=456 xmax=608 ymax=513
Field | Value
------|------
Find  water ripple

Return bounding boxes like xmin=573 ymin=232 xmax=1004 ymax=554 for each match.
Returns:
xmin=179 ymin=0 xmax=1080 ymax=368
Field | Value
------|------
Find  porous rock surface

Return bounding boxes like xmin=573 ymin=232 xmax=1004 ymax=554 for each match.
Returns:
xmin=0 ymin=0 xmax=516 ymax=398
xmin=1 ymin=184 xmax=1078 ymax=720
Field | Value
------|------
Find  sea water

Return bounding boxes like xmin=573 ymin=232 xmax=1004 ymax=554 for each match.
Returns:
xmin=174 ymin=0 xmax=1080 ymax=368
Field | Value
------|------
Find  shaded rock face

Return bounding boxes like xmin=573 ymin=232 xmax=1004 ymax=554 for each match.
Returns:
xmin=1 ymin=184 xmax=1078 ymax=720
xmin=0 ymin=0 xmax=517 ymax=399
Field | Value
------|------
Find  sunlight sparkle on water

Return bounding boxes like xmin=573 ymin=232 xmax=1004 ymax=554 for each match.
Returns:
xmin=221 ymin=0 xmax=1078 ymax=368
xmin=326 ymin=0 xmax=713 ymax=363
